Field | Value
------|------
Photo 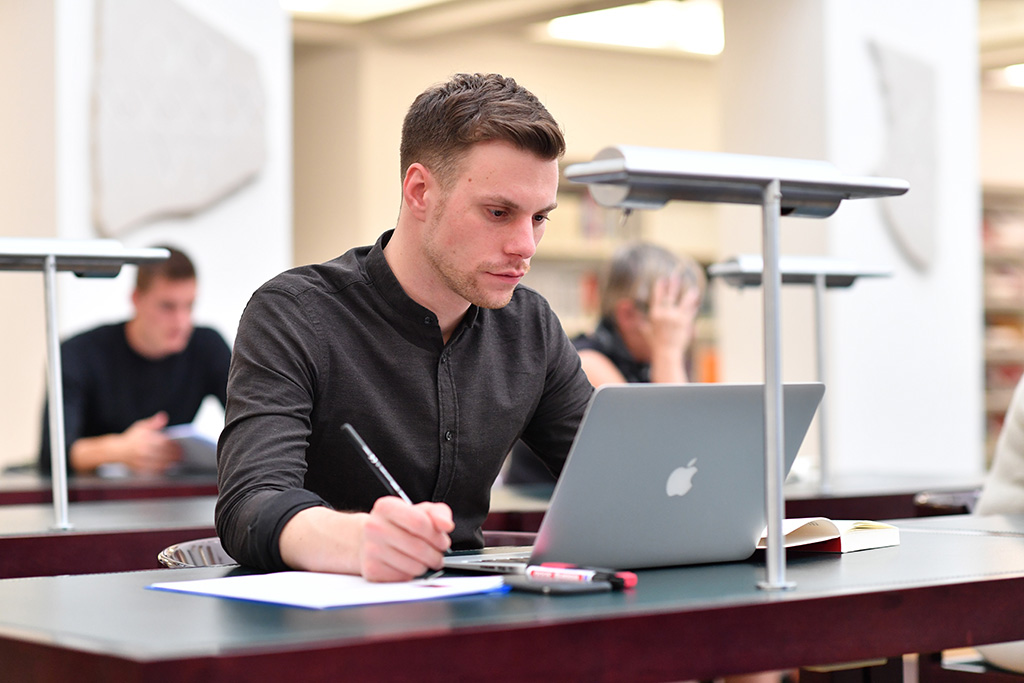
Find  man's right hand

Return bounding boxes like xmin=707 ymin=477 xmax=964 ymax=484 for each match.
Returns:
xmin=117 ymin=411 xmax=181 ymax=475
xmin=278 ymin=498 xmax=454 ymax=581
xmin=360 ymin=497 xmax=454 ymax=581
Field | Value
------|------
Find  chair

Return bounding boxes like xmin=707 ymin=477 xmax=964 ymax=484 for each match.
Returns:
xmin=158 ymin=536 xmax=238 ymax=568
xmin=913 ymin=488 xmax=1024 ymax=683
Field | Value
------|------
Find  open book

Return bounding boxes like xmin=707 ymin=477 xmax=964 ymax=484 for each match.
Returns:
xmin=758 ymin=517 xmax=900 ymax=553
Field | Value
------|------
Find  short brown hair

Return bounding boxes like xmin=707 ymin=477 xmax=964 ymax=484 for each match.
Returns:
xmin=136 ymin=245 xmax=196 ymax=292
xmin=399 ymin=73 xmax=565 ymax=188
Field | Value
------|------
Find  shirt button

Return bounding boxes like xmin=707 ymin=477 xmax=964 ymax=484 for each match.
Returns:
xmin=423 ymin=316 xmax=433 ymax=325
xmin=444 ymin=430 xmax=453 ymax=441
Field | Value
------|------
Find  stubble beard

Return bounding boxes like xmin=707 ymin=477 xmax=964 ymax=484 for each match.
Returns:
xmin=422 ymin=210 xmax=527 ymax=311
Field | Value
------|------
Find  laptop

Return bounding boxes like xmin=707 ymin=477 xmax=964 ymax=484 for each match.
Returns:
xmin=445 ymin=382 xmax=825 ymax=573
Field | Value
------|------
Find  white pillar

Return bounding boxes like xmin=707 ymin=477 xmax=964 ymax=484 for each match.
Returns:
xmin=716 ymin=0 xmax=983 ymax=478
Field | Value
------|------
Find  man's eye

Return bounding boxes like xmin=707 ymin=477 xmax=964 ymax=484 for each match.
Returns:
xmin=534 ymin=215 xmax=550 ymax=224
xmin=489 ymin=209 xmax=507 ymax=218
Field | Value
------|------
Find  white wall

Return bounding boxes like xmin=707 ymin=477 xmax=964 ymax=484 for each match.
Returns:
xmin=0 ymin=0 xmax=291 ymax=469
xmin=0 ymin=1 xmax=54 ymax=469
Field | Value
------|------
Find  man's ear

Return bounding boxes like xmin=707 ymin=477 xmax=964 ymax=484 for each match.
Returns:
xmin=402 ymin=163 xmax=433 ymax=221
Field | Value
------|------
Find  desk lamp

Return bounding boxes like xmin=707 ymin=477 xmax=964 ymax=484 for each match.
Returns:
xmin=565 ymin=146 xmax=908 ymax=589
xmin=0 ymin=238 xmax=169 ymax=530
xmin=709 ymin=254 xmax=892 ymax=495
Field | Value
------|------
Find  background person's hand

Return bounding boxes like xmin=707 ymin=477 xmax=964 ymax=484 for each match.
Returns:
xmin=118 ymin=411 xmax=181 ymax=475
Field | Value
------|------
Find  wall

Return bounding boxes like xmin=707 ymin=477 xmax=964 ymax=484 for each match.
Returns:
xmin=0 ymin=0 xmax=291 ymax=469
xmin=292 ymin=34 xmax=722 ymax=262
xmin=0 ymin=1 xmax=56 ymax=469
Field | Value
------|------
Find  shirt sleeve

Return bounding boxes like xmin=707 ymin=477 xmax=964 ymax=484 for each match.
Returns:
xmin=215 ymin=286 xmax=330 ymax=571
xmin=202 ymin=328 xmax=232 ymax=408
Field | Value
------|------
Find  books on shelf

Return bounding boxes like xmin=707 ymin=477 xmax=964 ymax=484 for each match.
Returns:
xmin=758 ymin=517 xmax=900 ymax=553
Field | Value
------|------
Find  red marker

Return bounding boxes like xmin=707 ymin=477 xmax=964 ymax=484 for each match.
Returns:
xmin=524 ymin=563 xmax=638 ymax=590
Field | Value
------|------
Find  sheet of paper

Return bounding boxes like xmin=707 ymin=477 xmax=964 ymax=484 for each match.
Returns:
xmin=148 ymin=571 xmax=508 ymax=609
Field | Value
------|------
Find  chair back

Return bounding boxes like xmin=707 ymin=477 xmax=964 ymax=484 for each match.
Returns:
xmin=158 ymin=536 xmax=237 ymax=568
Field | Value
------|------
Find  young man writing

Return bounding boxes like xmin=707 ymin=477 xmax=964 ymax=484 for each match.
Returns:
xmin=216 ymin=73 xmax=594 ymax=581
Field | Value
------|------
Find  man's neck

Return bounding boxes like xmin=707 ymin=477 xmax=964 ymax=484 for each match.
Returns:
xmin=124 ymin=319 xmax=165 ymax=360
xmin=382 ymin=228 xmax=469 ymax=343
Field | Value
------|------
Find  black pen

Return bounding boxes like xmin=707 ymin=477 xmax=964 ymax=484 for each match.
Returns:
xmin=341 ymin=423 xmax=413 ymax=504
xmin=341 ymin=423 xmax=447 ymax=579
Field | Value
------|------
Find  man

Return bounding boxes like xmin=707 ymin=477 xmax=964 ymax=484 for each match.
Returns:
xmin=216 ymin=73 xmax=594 ymax=582
xmin=39 ymin=246 xmax=231 ymax=476
xmin=505 ymin=242 xmax=704 ymax=484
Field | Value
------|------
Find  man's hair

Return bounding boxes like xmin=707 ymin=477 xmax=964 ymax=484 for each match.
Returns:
xmin=600 ymin=243 xmax=706 ymax=319
xmin=136 ymin=245 xmax=196 ymax=292
xmin=400 ymin=73 xmax=565 ymax=188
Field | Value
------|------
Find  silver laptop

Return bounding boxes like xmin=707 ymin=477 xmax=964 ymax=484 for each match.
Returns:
xmin=446 ymin=382 xmax=824 ymax=572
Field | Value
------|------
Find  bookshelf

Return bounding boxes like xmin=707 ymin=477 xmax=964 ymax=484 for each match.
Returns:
xmin=983 ymin=186 xmax=1024 ymax=461
xmin=522 ymin=164 xmax=720 ymax=382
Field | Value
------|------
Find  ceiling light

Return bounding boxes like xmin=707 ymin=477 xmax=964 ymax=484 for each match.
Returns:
xmin=1002 ymin=63 xmax=1024 ymax=87
xmin=279 ymin=0 xmax=452 ymax=22
xmin=542 ymin=0 xmax=723 ymax=56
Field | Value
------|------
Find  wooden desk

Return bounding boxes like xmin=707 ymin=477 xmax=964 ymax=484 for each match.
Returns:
xmin=0 ymin=496 xmax=216 ymax=579
xmin=0 ymin=470 xmax=218 ymax=505
xmin=2 ymin=515 xmax=1023 ymax=682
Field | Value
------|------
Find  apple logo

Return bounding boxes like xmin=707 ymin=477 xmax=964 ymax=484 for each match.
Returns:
xmin=666 ymin=458 xmax=698 ymax=497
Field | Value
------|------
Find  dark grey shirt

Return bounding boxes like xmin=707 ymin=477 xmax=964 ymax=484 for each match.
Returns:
xmin=216 ymin=231 xmax=594 ymax=571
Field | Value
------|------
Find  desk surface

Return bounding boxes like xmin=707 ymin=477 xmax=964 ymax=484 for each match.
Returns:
xmin=0 ymin=497 xmax=217 ymax=579
xmin=0 ymin=470 xmax=218 ymax=505
xmin=0 ymin=495 xmax=216 ymax=536
xmin=2 ymin=515 xmax=1024 ymax=682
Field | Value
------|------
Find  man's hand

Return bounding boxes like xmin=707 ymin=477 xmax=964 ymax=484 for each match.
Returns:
xmin=117 ymin=412 xmax=181 ymax=475
xmin=68 ymin=410 xmax=181 ymax=475
xmin=279 ymin=499 xmax=455 ymax=581
xmin=360 ymin=497 xmax=454 ymax=581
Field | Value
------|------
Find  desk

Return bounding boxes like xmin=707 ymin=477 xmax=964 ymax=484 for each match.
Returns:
xmin=0 ymin=496 xmax=216 ymax=578
xmin=0 ymin=470 xmax=218 ymax=505
xmin=2 ymin=515 xmax=1023 ymax=682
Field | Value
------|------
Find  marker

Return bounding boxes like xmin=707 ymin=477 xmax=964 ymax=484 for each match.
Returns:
xmin=524 ymin=564 xmax=638 ymax=590
xmin=341 ymin=423 xmax=413 ymax=504
xmin=341 ymin=422 xmax=445 ymax=579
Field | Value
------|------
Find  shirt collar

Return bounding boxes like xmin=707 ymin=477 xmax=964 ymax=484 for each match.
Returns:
xmin=365 ymin=230 xmax=480 ymax=334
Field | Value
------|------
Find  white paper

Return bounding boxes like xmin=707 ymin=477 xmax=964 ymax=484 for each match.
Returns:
xmin=149 ymin=571 xmax=508 ymax=609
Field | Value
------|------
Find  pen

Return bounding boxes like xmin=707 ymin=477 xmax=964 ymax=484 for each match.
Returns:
xmin=524 ymin=564 xmax=638 ymax=590
xmin=341 ymin=423 xmax=413 ymax=504
xmin=341 ymin=423 xmax=446 ymax=580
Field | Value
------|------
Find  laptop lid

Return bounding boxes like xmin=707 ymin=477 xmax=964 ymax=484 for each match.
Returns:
xmin=447 ymin=382 xmax=824 ymax=572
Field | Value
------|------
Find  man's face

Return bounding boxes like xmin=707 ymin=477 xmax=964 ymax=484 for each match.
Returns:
xmin=422 ymin=140 xmax=559 ymax=310
xmin=131 ymin=276 xmax=196 ymax=358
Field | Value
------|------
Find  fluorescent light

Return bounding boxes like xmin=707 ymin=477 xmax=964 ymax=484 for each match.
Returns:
xmin=1003 ymin=63 xmax=1024 ymax=87
xmin=280 ymin=0 xmax=452 ymax=22
xmin=543 ymin=0 xmax=724 ymax=56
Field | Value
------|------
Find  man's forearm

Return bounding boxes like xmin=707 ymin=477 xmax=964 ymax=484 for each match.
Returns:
xmin=278 ymin=506 xmax=369 ymax=575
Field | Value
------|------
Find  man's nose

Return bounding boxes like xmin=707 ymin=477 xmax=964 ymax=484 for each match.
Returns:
xmin=507 ymin=218 xmax=538 ymax=260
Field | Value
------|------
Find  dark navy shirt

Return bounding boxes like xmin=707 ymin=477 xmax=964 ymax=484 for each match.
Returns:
xmin=38 ymin=322 xmax=231 ymax=474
